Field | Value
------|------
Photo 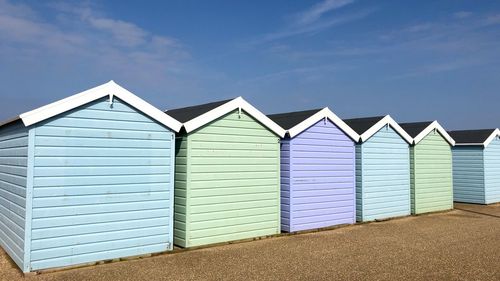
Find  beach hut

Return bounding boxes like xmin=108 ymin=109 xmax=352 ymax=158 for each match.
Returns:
xmin=448 ymin=129 xmax=500 ymax=204
xmin=0 ymin=81 xmax=182 ymax=272
xmin=343 ymin=116 xmax=413 ymax=222
xmin=399 ymin=121 xmax=455 ymax=214
xmin=268 ymin=108 xmax=359 ymax=232
xmin=166 ymin=97 xmax=286 ymax=248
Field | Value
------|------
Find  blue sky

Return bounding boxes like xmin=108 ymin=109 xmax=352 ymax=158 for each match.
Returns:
xmin=1 ymin=0 xmax=499 ymax=129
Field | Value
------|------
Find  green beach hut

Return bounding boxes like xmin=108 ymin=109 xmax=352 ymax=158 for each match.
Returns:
xmin=400 ymin=121 xmax=455 ymax=214
xmin=166 ymin=97 xmax=286 ymax=248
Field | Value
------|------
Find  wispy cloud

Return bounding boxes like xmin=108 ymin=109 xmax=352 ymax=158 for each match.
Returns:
xmin=244 ymin=8 xmax=374 ymax=47
xmin=453 ymin=11 xmax=472 ymax=19
xmin=259 ymin=10 xmax=500 ymax=80
xmin=294 ymin=0 xmax=355 ymax=26
xmin=389 ymin=58 xmax=485 ymax=80
xmin=237 ymin=63 xmax=351 ymax=85
xmin=404 ymin=23 xmax=433 ymax=33
xmin=483 ymin=13 xmax=500 ymax=25
xmin=0 ymin=0 xmax=204 ymax=119
xmin=0 ymin=0 xmax=189 ymax=70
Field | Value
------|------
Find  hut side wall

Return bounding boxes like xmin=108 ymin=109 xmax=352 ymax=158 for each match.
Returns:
xmin=28 ymin=98 xmax=174 ymax=271
xmin=0 ymin=121 xmax=29 ymax=270
xmin=411 ymin=132 xmax=453 ymax=214
xmin=484 ymin=137 xmax=500 ymax=204
xmin=452 ymin=147 xmax=485 ymax=203
xmin=178 ymin=110 xmax=281 ymax=247
xmin=174 ymin=134 xmax=189 ymax=247
xmin=358 ymin=126 xmax=410 ymax=221
xmin=280 ymin=139 xmax=291 ymax=232
xmin=288 ymin=120 xmax=355 ymax=232
xmin=355 ymin=145 xmax=363 ymax=221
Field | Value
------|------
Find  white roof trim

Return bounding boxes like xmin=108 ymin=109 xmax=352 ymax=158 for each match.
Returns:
xmin=287 ymin=107 xmax=360 ymax=141
xmin=483 ymin=128 xmax=500 ymax=147
xmin=413 ymin=121 xmax=455 ymax=146
xmin=180 ymin=97 xmax=286 ymax=137
xmin=19 ymin=81 xmax=182 ymax=132
xmin=454 ymin=143 xmax=484 ymax=146
xmin=360 ymin=115 xmax=413 ymax=144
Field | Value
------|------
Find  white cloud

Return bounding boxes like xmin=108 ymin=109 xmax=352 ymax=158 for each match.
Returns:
xmin=453 ymin=11 xmax=472 ymax=19
xmin=405 ymin=23 xmax=433 ymax=33
xmin=389 ymin=58 xmax=485 ymax=80
xmin=0 ymin=1 xmax=189 ymax=78
xmin=0 ymin=0 xmax=36 ymax=18
xmin=259 ymin=12 xmax=500 ymax=81
xmin=245 ymin=9 xmax=374 ymax=47
xmin=0 ymin=0 xmax=204 ymax=120
xmin=237 ymin=64 xmax=345 ymax=84
xmin=87 ymin=18 xmax=148 ymax=47
xmin=239 ymin=0 xmax=369 ymax=48
xmin=295 ymin=0 xmax=355 ymax=26
xmin=484 ymin=14 xmax=500 ymax=25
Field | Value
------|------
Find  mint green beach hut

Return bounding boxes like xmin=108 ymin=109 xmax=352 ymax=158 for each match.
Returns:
xmin=166 ymin=97 xmax=286 ymax=248
xmin=400 ymin=121 xmax=455 ymax=214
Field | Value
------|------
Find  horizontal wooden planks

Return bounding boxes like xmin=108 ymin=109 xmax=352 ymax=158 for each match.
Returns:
xmin=484 ymin=137 xmax=500 ymax=203
xmin=359 ymin=126 xmax=410 ymax=221
xmin=412 ymin=132 xmax=453 ymax=214
xmin=288 ymin=120 xmax=356 ymax=232
xmin=180 ymin=110 xmax=280 ymax=247
xmin=174 ymin=135 xmax=188 ymax=247
xmin=452 ymin=147 xmax=485 ymax=203
xmin=356 ymin=145 xmax=363 ymax=221
xmin=0 ymin=121 xmax=28 ymax=269
xmin=30 ymin=98 xmax=174 ymax=270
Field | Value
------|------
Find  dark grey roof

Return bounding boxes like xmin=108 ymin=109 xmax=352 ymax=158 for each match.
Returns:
xmin=166 ymin=99 xmax=234 ymax=123
xmin=343 ymin=116 xmax=386 ymax=135
xmin=399 ymin=121 xmax=434 ymax=138
xmin=0 ymin=116 xmax=21 ymax=128
xmin=448 ymin=129 xmax=496 ymax=144
xmin=267 ymin=108 xmax=323 ymax=130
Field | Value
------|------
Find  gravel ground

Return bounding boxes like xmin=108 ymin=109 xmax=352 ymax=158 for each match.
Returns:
xmin=1 ymin=203 xmax=499 ymax=281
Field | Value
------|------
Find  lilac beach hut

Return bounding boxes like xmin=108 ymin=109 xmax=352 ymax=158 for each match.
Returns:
xmin=269 ymin=108 xmax=360 ymax=232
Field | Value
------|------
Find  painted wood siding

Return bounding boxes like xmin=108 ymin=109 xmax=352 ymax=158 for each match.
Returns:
xmin=174 ymin=134 xmax=188 ymax=247
xmin=452 ymin=147 xmax=485 ymax=204
xmin=410 ymin=146 xmax=415 ymax=212
xmin=411 ymin=132 xmax=453 ymax=214
xmin=484 ymin=137 xmax=500 ymax=204
xmin=355 ymin=144 xmax=363 ymax=221
xmin=286 ymin=120 xmax=355 ymax=232
xmin=0 ymin=121 xmax=29 ymax=269
xmin=176 ymin=110 xmax=281 ymax=247
xmin=29 ymin=98 xmax=174 ymax=270
xmin=280 ymin=139 xmax=291 ymax=232
xmin=358 ymin=126 xmax=410 ymax=221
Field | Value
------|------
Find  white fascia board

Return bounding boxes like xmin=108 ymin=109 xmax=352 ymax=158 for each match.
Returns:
xmin=19 ymin=81 xmax=182 ymax=132
xmin=413 ymin=121 xmax=456 ymax=146
xmin=360 ymin=115 xmax=413 ymax=144
xmin=287 ymin=107 xmax=360 ymax=141
xmin=182 ymin=97 xmax=286 ymax=137
xmin=483 ymin=128 xmax=500 ymax=147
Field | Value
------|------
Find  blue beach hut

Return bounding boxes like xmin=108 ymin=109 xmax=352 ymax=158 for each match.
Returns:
xmin=343 ymin=116 xmax=413 ymax=222
xmin=0 ymin=81 xmax=181 ymax=272
xmin=449 ymin=129 xmax=500 ymax=204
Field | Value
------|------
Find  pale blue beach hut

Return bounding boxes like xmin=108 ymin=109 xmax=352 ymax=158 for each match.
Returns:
xmin=449 ymin=129 xmax=500 ymax=204
xmin=0 ymin=81 xmax=181 ymax=272
xmin=344 ymin=116 xmax=413 ymax=222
